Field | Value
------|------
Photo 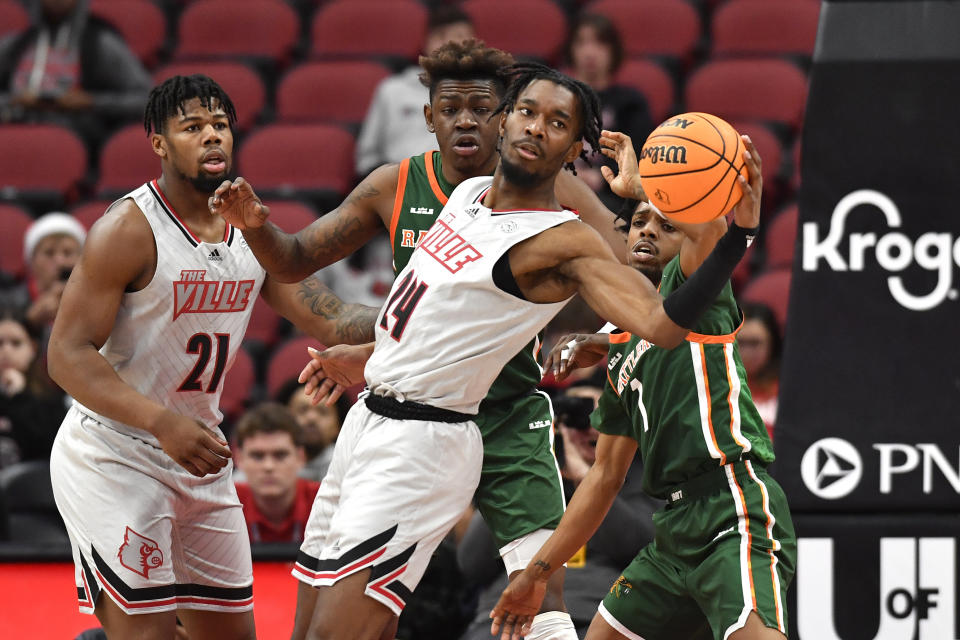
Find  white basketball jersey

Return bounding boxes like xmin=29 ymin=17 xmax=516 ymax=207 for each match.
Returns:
xmin=75 ymin=180 xmax=266 ymax=443
xmin=364 ymin=176 xmax=578 ymax=414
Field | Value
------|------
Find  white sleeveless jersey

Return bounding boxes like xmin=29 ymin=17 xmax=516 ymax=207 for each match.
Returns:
xmin=364 ymin=176 xmax=578 ymax=414
xmin=76 ymin=180 xmax=266 ymax=443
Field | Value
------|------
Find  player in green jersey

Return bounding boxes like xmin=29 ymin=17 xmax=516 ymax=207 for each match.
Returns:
xmin=211 ymin=41 xmax=637 ymax=640
xmin=490 ymin=132 xmax=795 ymax=640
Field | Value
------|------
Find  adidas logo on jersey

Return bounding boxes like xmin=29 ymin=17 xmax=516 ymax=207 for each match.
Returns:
xmin=410 ymin=206 xmax=434 ymax=215
xmin=173 ymin=269 xmax=254 ymax=320
xmin=208 ymin=249 xmax=223 ymax=261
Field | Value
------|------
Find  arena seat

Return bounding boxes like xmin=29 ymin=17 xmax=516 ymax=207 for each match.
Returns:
xmin=90 ymin=0 xmax=167 ymax=68
xmin=220 ymin=346 xmax=256 ymax=421
xmin=614 ymin=58 xmax=676 ymax=123
xmin=311 ymin=0 xmax=426 ymax=63
xmin=0 ymin=0 xmax=29 ymax=39
xmin=266 ymin=336 xmax=325 ymax=399
xmin=463 ymin=0 xmax=567 ymax=62
xmin=764 ymin=202 xmax=799 ymax=270
xmin=712 ymin=0 xmax=821 ymax=59
xmin=588 ymin=0 xmax=701 ymax=64
xmin=684 ymin=59 xmax=809 ymax=134
xmin=262 ymin=200 xmax=319 ymax=233
xmin=276 ymin=61 xmax=391 ymax=126
xmin=153 ymin=61 xmax=267 ymax=131
xmin=0 ymin=203 xmax=34 ymax=280
xmin=0 ymin=124 xmax=87 ymax=207
xmin=244 ymin=298 xmax=284 ymax=350
xmin=0 ymin=461 xmax=68 ymax=544
xmin=238 ymin=124 xmax=355 ymax=210
xmin=177 ymin=0 xmax=299 ymax=67
xmin=70 ymin=199 xmax=116 ymax=230
xmin=730 ymin=120 xmax=784 ymax=208
xmin=96 ymin=123 xmax=160 ymax=198
xmin=740 ymin=268 xmax=792 ymax=331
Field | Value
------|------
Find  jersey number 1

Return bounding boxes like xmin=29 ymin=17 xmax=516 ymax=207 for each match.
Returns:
xmin=380 ymin=270 xmax=428 ymax=341
xmin=178 ymin=333 xmax=230 ymax=393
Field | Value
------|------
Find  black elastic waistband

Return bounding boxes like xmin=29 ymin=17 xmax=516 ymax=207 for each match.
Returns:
xmin=666 ymin=460 xmax=764 ymax=506
xmin=364 ymin=393 xmax=473 ymax=423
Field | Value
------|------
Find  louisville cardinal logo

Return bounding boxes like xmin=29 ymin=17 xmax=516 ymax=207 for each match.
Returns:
xmin=118 ymin=526 xmax=164 ymax=578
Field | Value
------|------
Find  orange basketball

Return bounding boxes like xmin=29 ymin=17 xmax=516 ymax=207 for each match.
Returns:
xmin=638 ymin=112 xmax=747 ymax=223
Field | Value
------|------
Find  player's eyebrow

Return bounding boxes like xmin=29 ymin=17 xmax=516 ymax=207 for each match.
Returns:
xmin=519 ymin=97 xmax=571 ymax=121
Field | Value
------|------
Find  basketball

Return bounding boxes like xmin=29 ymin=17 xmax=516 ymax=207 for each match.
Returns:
xmin=638 ymin=112 xmax=747 ymax=224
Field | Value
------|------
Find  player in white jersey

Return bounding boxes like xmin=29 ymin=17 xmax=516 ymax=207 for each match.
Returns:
xmin=46 ymin=75 xmax=379 ymax=640
xmin=213 ymin=63 xmax=758 ymax=640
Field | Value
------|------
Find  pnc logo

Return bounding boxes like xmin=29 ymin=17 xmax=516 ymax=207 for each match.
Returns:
xmin=801 ymin=437 xmax=863 ymax=499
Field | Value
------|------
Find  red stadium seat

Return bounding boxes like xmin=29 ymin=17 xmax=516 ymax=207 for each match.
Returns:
xmin=614 ymin=58 xmax=675 ymax=123
xmin=70 ymin=199 xmax=116 ymax=230
xmin=153 ymin=61 xmax=266 ymax=131
xmin=712 ymin=0 xmax=821 ymax=59
xmin=740 ymin=269 xmax=792 ymax=331
xmin=730 ymin=121 xmax=783 ymax=207
xmin=263 ymin=200 xmax=318 ymax=234
xmin=245 ymin=298 xmax=284 ymax=348
xmin=588 ymin=0 xmax=701 ymax=63
xmin=0 ymin=204 xmax=34 ymax=279
xmin=266 ymin=336 xmax=324 ymax=399
xmin=90 ymin=0 xmax=167 ymax=68
xmin=684 ymin=59 xmax=809 ymax=134
xmin=0 ymin=124 xmax=87 ymax=203
xmin=764 ymin=202 xmax=799 ymax=270
xmin=220 ymin=346 xmax=256 ymax=420
xmin=97 ymin=124 xmax=158 ymax=197
xmin=463 ymin=0 xmax=567 ymax=61
xmin=177 ymin=0 xmax=299 ymax=66
xmin=0 ymin=0 xmax=29 ymax=39
xmin=238 ymin=124 xmax=355 ymax=206
xmin=311 ymin=0 xmax=426 ymax=62
xmin=276 ymin=61 xmax=391 ymax=126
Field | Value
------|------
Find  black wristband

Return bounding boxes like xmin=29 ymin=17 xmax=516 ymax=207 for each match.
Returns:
xmin=662 ymin=222 xmax=758 ymax=329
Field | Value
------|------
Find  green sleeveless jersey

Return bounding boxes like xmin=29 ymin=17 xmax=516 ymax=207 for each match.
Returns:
xmin=389 ymin=151 xmax=542 ymax=405
xmin=591 ymin=257 xmax=774 ymax=499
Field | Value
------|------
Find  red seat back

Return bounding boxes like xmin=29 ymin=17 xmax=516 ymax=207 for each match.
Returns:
xmin=712 ymin=0 xmax=821 ymax=58
xmin=266 ymin=336 xmax=324 ymax=399
xmin=740 ymin=269 xmax=792 ymax=331
xmin=463 ymin=0 xmax=567 ymax=61
xmin=588 ymin=0 xmax=701 ymax=62
xmin=277 ymin=61 xmax=391 ymax=125
xmin=177 ymin=0 xmax=299 ymax=65
xmin=0 ymin=204 xmax=34 ymax=279
xmin=90 ymin=0 xmax=167 ymax=68
xmin=0 ymin=124 xmax=87 ymax=198
xmin=311 ymin=0 xmax=426 ymax=62
xmin=614 ymin=58 xmax=675 ymax=123
xmin=97 ymin=124 xmax=158 ymax=197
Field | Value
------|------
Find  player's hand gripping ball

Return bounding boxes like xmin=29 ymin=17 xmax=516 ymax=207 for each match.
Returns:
xmin=638 ymin=112 xmax=747 ymax=223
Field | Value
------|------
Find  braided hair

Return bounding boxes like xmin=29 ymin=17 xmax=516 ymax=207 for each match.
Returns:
xmin=144 ymin=75 xmax=237 ymax=136
xmin=491 ymin=62 xmax=602 ymax=174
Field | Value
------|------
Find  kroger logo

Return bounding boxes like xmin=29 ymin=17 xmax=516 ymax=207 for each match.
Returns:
xmin=802 ymin=189 xmax=960 ymax=311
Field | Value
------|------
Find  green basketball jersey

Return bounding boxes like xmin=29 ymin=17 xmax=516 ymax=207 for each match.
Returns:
xmin=591 ymin=257 xmax=774 ymax=499
xmin=389 ymin=152 xmax=542 ymax=404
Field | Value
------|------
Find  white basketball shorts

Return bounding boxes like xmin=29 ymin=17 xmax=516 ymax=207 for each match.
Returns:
xmin=293 ymin=400 xmax=483 ymax=616
xmin=50 ymin=405 xmax=253 ymax=615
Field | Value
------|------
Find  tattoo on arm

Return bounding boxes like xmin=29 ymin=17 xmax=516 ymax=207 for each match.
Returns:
xmin=305 ymin=182 xmax=382 ymax=266
xmin=534 ymin=560 xmax=551 ymax=571
xmin=296 ymin=277 xmax=377 ymax=344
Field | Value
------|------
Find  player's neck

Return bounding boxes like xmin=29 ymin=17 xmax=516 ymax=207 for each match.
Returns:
xmin=440 ymin=152 xmax=498 ymax=187
xmin=485 ymin=167 xmax=562 ymax=212
xmin=156 ymin=174 xmax=228 ymax=241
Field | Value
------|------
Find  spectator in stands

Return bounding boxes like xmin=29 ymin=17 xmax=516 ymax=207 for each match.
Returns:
xmin=275 ymin=379 xmax=352 ymax=482
xmin=0 ymin=212 xmax=85 ymax=333
xmin=234 ymin=403 xmax=321 ymax=544
xmin=0 ymin=305 xmax=67 ymax=467
xmin=354 ymin=5 xmax=475 ymax=176
xmin=563 ymin=13 xmax=654 ymax=209
xmin=0 ymin=0 xmax=150 ymax=150
xmin=738 ymin=301 xmax=783 ymax=439
xmin=457 ymin=381 xmax=660 ymax=639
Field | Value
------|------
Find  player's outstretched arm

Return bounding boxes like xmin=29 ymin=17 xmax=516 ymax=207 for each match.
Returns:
xmin=48 ymin=204 xmax=231 ymax=477
xmin=209 ymin=165 xmax=400 ymax=282
xmin=260 ymin=276 xmax=379 ymax=346
xmin=542 ymin=332 xmax=609 ymax=381
xmin=490 ymin=433 xmax=638 ymax=640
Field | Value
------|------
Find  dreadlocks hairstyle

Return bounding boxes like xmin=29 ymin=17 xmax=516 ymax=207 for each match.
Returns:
xmin=491 ymin=62 xmax=602 ymax=175
xmin=419 ymin=39 xmax=515 ymax=100
xmin=143 ymin=74 xmax=238 ymax=136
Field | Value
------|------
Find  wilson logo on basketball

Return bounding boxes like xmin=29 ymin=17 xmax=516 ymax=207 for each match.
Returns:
xmin=118 ymin=526 xmax=163 ymax=578
xmin=418 ymin=220 xmax=483 ymax=273
xmin=173 ymin=269 xmax=255 ymax=320
xmin=640 ymin=145 xmax=688 ymax=165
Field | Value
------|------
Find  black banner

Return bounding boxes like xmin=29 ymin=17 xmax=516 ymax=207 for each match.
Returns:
xmin=790 ymin=513 xmax=960 ymax=640
xmin=774 ymin=1 xmax=960 ymax=512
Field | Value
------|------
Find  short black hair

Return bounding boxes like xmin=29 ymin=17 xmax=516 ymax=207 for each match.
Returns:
xmin=615 ymin=198 xmax=641 ymax=233
xmin=492 ymin=62 xmax=602 ymax=174
xmin=564 ymin=13 xmax=625 ymax=75
xmin=419 ymin=39 xmax=515 ymax=101
xmin=144 ymin=74 xmax=237 ymax=136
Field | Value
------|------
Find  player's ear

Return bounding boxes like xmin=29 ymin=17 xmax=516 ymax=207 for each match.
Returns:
xmin=424 ymin=104 xmax=435 ymax=133
xmin=498 ymin=111 xmax=507 ymax=137
xmin=151 ymin=133 xmax=166 ymax=159
xmin=564 ymin=140 xmax=583 ymax=165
